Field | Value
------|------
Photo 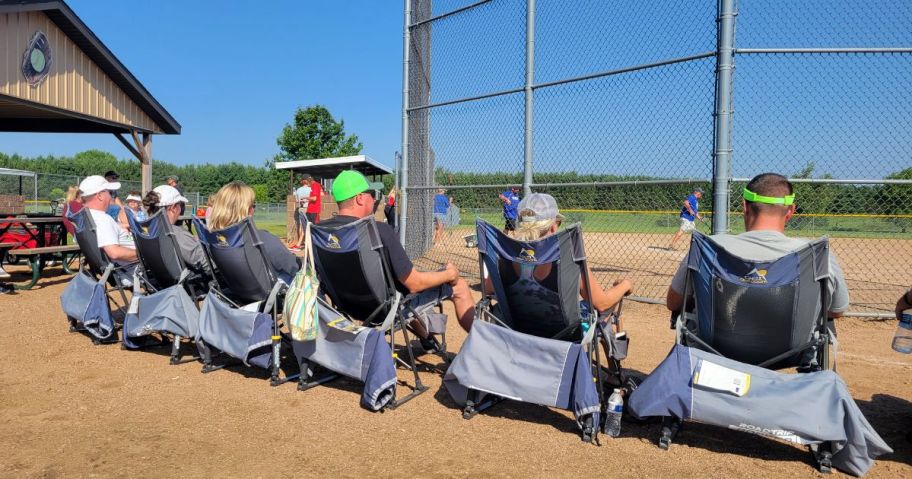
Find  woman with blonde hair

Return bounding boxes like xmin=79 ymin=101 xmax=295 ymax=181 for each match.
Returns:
xmin=208 ymin=181 xmax=300 ymax=283
xmin=483 ymin=193 xmax=633 ymax=333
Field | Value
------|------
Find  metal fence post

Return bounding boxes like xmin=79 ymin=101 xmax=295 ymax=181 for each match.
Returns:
xmin=399 ymin=0 xmax=412 ymax=243
xmin=522 ymin=0 xmax=536 ymax=196
xmin=712 ymin=0 xmax=736 ymax=234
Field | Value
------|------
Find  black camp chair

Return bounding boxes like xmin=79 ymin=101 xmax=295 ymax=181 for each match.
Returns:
xmin=193 ymin=217 xmax=299 ymax=387
xmin=304 ymin=216 xmax=450 ymax=408
xmin=67 ymin=207 xmax=137 ymax=344
xmin=460 ymin=219 xmax=637 ymax=441
xmin=127 ymin=210 xmax=211 ymax=363
xmin=661 ymin=231 xmax=836 ymax=470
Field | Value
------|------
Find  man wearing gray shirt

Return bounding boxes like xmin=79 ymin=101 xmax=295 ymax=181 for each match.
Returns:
xmin=666 ymin=172 xmax=849 ymax=318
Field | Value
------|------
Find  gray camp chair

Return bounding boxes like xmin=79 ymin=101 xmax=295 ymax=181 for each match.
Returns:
xmin=194 ymin=217 xmax=299 ymax=387
xmin=636 ymin=232 xmax=855 ymax=473
xmin=443 ymin=219 xmax=637 ymax=442
xmin=123 ymin=210 xmax=210 ymax=363
xmin=60 ymin=207 xmax=137 ymax=344
xmin=295 ymin=216 xmax=451 ymax=410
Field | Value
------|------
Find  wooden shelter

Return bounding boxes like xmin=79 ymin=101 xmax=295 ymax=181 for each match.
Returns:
xmin=0 ymin=0 xmax=180 ymax=193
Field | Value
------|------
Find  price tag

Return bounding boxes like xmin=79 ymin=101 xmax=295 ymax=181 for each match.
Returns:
xmin=693 ymin=359 xmax=751 ymax=396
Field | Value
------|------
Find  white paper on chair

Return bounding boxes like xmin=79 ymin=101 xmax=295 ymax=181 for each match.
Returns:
xmin=693 ymin=359 xmax=751 ymax=396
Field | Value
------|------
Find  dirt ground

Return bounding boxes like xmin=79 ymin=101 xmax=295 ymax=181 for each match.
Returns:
xmin=1 ymin=265 xmax=911 ymax=478
xmin=416 ymin=230 xmax=912 ymax=314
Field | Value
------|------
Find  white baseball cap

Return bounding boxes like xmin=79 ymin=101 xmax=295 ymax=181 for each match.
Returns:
xmin=79 ymin=175 xmax=121 ymax=196
xmin=125 ymin=194 xmax=142 ymax=202
xmin=153 ymin=185 xmax=188 ymax=206
xmin=517 ymin=193 xmax=564 ymax=222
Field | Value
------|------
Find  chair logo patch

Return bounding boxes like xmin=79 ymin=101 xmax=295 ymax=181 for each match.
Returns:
xmin=518 ymin=247 xmax=536 ymax=262
xmin=740 ymin=268 xmax=768 ymax=284
xmin=216 ymin=234 xmax=228 ymax=246
xmin=327 ymin=234 xmax=341 ymax=249
xmin=141 ymin=226 xmax=149 ymax=235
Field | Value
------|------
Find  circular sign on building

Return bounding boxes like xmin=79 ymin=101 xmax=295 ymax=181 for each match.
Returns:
xmin=21 ymin=31 xmax=52 ymax=87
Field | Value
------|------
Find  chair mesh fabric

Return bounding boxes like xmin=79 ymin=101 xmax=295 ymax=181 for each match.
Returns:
xmin=476 ymin=220 xmax=584 ymax=340
xmin=194 ymin=218 xmax=274 ymax=305
xmin=685 ymin=232 xmax=829 ymax=368
xmin=128 ymin=210 xmax=184 ymax=290
xmin=311 ymin=218 xmax=393 ymax=325
xmin=70 ymin=207 xmax=109 ymax=279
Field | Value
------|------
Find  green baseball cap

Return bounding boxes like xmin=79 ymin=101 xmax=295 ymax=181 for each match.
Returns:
xmin=332 ymin=170 xmax=371 ymax=202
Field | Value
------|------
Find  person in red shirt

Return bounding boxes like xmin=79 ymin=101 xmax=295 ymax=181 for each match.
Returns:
xmin=305 ymin=176 xmax=323 ymax=223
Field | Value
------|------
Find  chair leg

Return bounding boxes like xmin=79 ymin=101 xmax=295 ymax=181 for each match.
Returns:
xmin=811 ymin=442 xmax=833 ymax=474
xmin=297 ymin=360 xmax=339 ymax=391
xmin=659 ymin=417 xmax=681 ymax=450
xmin=389 ymin=317 xmax=428 ymax=409
xmin=170 ymin=335 xmax=182 ymax=364
xmin=462 ymin=388 xmax=504 ymax=419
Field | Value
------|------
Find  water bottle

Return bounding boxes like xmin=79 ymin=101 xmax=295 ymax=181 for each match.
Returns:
xmin=892 ymin=309 xmax=912 ymax=354
xmin=605 ymin=388 xmax=624 ymax=437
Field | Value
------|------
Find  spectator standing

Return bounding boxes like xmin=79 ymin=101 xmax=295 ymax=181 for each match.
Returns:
xmin=290 ymin=175 xmax=312 ymax=248
xmin=385 ymin=186 xmax=399 ymax=230
xmin=305 ymin=176 xmax=323 ymax=223
xmin=434 ymin=188 xmax=448 ymax=245
xmin=499 ymin=186 xmax=521 ymax=236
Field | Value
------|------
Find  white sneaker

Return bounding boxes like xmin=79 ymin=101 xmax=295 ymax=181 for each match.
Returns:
xmin=0 ymin=267 xmax=10 ymax=279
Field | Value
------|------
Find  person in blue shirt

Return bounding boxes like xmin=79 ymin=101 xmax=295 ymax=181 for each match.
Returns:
xmin=669 ymin=187 xmax=704 ymax=249
xmin=498 ymin=185 xmax=521 ymax=236
xmin=433 ymin=188 xmax=449 ymax=245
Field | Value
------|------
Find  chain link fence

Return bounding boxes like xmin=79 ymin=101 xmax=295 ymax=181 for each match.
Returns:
xmin=401 ymin=0 xmax=912 ymax=316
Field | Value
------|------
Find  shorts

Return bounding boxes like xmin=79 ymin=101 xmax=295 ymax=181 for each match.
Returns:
xmin=679 ymin=218 xmax=696 ymax=233
xmin=504 ymin=218 xmax=517 ymax=231
xmin=306 ymin=212 xmax=319 ymax=224
xmin=434 ymin=213 xmax=447 ymax=225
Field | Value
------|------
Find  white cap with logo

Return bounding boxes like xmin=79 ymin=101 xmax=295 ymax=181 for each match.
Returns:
xmin=153 ymin=185 xmax=188 ymax=206
xmin=517 ymin=193 xmax=565 ymax=222
xmin=78 ymin=175 xmax=121 ymax=196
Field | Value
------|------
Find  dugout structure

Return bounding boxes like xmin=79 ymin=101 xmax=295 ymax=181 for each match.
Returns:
xmin=274 ymin=155 xmax=393 ymax=239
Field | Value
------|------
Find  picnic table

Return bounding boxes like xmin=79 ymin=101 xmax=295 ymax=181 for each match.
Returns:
xmin=0 ymin=216 xmax=79 ymax=290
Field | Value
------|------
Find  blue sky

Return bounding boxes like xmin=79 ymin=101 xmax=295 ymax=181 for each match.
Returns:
xmin=1 ymin=0 xmax=909 ymax=181
xmin=1 ymin=0 xmax=404 ymax=170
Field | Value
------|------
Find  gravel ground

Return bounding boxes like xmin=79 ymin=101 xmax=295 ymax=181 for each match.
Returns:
xmin=0 ymin=265 xmax=910 ymax=478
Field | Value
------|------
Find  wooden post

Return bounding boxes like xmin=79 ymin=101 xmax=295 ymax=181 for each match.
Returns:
xmin=141 ymin=133 xmax=152 ymax=194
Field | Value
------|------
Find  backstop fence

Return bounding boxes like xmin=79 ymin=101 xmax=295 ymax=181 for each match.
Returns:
xmin=398 ymin=0 xmax=912 ymax=316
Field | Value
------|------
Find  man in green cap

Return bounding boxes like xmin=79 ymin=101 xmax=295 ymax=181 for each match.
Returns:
xmin=666 ymin=172 xmax=848 ymax=318
xmin=320 ymin=170 xmax=477 ymax=344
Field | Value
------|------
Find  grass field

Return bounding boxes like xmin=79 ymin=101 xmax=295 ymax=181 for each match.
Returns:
xmin=257 ymin=208 xmax=910 ymax=240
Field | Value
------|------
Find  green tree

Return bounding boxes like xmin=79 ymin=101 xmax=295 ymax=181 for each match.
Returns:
xmin=277 ymin=105 xmax=362 ymax=162
xmin=878 ymin=167 xmax=912 ymax=232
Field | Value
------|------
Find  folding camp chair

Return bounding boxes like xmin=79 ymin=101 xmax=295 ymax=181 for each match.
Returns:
xmin=295 ymin=216 xmax=450 ymax=410
xmin=123 ymin=210 xmax=209 ymax=363
xmin=193 ymin=217 xmax=298 ymax=387
xmin=640 ymin=232 xmax=846 ymax=472
xmin=443 ymin=219 xmax=636 ymax=442
xmin=60 ymin=207 xmax=136 ymax=344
